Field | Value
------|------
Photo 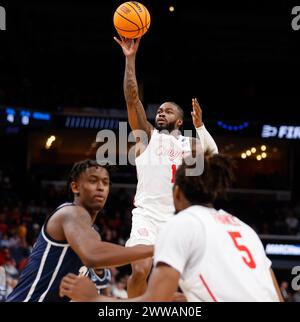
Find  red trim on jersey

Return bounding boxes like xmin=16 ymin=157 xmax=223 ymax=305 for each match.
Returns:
xmin=199 ymin=274 xmax=218 ymax=302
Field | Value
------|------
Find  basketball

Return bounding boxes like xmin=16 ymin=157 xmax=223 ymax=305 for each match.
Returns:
xmin=113 ymin=2 xmax=151 ymax=39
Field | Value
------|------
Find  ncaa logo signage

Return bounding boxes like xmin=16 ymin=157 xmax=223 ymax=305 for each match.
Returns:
xmin=261 ymin=125 xmax=300 ymax=140
xmin=0 ymin=6 xmax=5 ymax=30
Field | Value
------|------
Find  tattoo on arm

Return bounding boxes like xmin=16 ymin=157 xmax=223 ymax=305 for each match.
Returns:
xmin=124 ymin=58 xmax=139 ymax=104
xmin=124 ymin=57 xmax=152 ymax=138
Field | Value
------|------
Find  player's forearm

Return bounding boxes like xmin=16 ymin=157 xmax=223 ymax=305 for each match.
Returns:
xmin=123 ymin=56 xmax=152 ymax=135
xmin=86 ymin=242 xmax=153 ymax=268
xmin=124 ymin=56 xmax=140 ymax=105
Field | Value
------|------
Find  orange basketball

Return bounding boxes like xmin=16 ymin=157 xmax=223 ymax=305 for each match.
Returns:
xmin=113 ymin=2 xmax=151 ymax=39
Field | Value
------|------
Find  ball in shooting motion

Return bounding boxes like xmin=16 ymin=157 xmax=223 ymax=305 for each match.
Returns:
xmin=113 ymin=2 xmax=151 ymax=39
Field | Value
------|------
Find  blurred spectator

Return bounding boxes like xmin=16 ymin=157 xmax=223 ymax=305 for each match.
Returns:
xmin=280 ymin=281 xmax=292 ymax=302
xmin=285 ymin=212 xmax=299 ymax=235
xmin=0 ymin=213 xmax=8 ymax=238
xmin=293 ymin=289 xmax=300 ymax=302
xmin=8 ymin=207 xmax=21 ymax=226
xmin=18 ymin=255 xmax=29 ymax=273
xmin=0 ymin=248 xmax=7 ymax=266
xmin=0 ymin=234 xmax=10 ymax=248
xmin=4 ymin=258 xmax=19 ymax=280
xmin=0 ymin=266 xmax=6 ymax=302
xmin=17 ymin=222 xmax=27 ymax=244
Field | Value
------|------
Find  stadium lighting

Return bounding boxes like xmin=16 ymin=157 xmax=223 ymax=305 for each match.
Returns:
xmin=7 ymin=114 xmax=14 ymax=123
xmin=33 ymin=112 xmax=51 ymax=121
xmin=6 ymin=108 xmax=15 ymax=123
xmin=20 ymin=110 xmax=31 ymax=126
xmin=21 ymin=115 xmax=30 ymax=125
xmin=45 ymin=135 xmax=56 ymax=149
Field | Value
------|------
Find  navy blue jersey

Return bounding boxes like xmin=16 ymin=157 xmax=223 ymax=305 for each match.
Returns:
xmin=6 ymin=203 xmax=111 ymax=302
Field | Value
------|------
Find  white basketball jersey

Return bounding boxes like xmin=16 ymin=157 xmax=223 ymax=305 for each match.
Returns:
xmin=154 ymin=205 xmax=279 ymax=302
xmin=133 ymin=130 xmax=191 ymax=221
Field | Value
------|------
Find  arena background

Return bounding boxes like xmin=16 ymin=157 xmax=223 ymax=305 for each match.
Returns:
xmin=0 ymin=0 xmax=300 ymax=301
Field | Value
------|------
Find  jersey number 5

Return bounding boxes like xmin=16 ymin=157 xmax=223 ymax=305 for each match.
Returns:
xmin=228 ymin=231 xmax=256 ymax=269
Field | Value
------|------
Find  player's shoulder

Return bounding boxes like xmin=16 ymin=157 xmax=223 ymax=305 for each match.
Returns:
xmin=54 ymin=203 xmax=90 ymax=222
xmin=163 ymin=207 xmax=207 ymax=247
xmin=168 ymin=206 xmax=207 ymax=229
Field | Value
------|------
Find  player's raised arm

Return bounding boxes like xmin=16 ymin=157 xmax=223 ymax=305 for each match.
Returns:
xmin=114 ymin=36 xmax=153 ymax=139
xmin=191 ymin=98 xmax=218 ymax=154
xmin=61 ymin=207 xmax=153 ymax=268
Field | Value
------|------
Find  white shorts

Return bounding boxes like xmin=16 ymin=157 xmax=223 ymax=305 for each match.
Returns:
xmin=125 ymin=212 xmax=169 ymax=247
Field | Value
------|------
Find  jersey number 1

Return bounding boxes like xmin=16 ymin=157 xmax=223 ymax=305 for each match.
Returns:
xmin=228 ymin=231 xmax=256 ymax=269
xmin=171 ymin=164 xmax=177 ymax=183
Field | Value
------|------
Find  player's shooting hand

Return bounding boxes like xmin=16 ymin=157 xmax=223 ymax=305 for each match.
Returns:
xmin=113 ymin=36 xmax=141 ymax=57
xmin=191 ymin=98 xmax=203 ymax=128
xmin=59 ymin=273 xmax=100 ymax=302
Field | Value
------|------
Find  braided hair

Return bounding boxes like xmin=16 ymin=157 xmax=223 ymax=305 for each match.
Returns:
xmin=175 ymin=153 xmax=235 ymax=205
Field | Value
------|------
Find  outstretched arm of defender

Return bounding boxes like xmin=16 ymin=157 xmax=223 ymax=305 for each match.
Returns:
xmin=62 ymin=207 xmax=153 ymax=268
xmin=114 ymin=36 xmax=153 ymax=139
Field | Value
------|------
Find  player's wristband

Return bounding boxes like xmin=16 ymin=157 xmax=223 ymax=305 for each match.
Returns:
xmin=195 ymin=124 xmax=206 ymax=152
xmin=195 ymin=124 xmax=205 ymax=132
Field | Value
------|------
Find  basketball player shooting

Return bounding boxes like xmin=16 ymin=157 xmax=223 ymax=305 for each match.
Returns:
xmin=113 ymin=36 xmax=218 ymax=297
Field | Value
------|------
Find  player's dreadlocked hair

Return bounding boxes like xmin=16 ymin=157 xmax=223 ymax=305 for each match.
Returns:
xmin=67 ymin=160 xmax=111 ymax=197
xmin=175 ymin=153 xmax=235 ymax=204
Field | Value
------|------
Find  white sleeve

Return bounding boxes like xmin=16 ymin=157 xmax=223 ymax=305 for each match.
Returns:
xmin=196 ymin=124 xmax=218 ymax=154
xmin=154 ymin=216 xmax=204 ymax=275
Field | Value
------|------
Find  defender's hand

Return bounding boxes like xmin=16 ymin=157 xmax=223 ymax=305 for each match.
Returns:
xmin=114 ymin=36 xmax=141 ymax=57
xmin=191 ymin=98 xmax=203 ymax=128
xmin=60 ymin=273 xmax=99 ymax=302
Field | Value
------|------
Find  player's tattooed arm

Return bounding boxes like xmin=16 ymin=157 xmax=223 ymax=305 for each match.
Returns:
xmin=114 ymin=36 xmax=153 ymax=140
xmin=124 ymin=55 xmax=153 ymax=138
